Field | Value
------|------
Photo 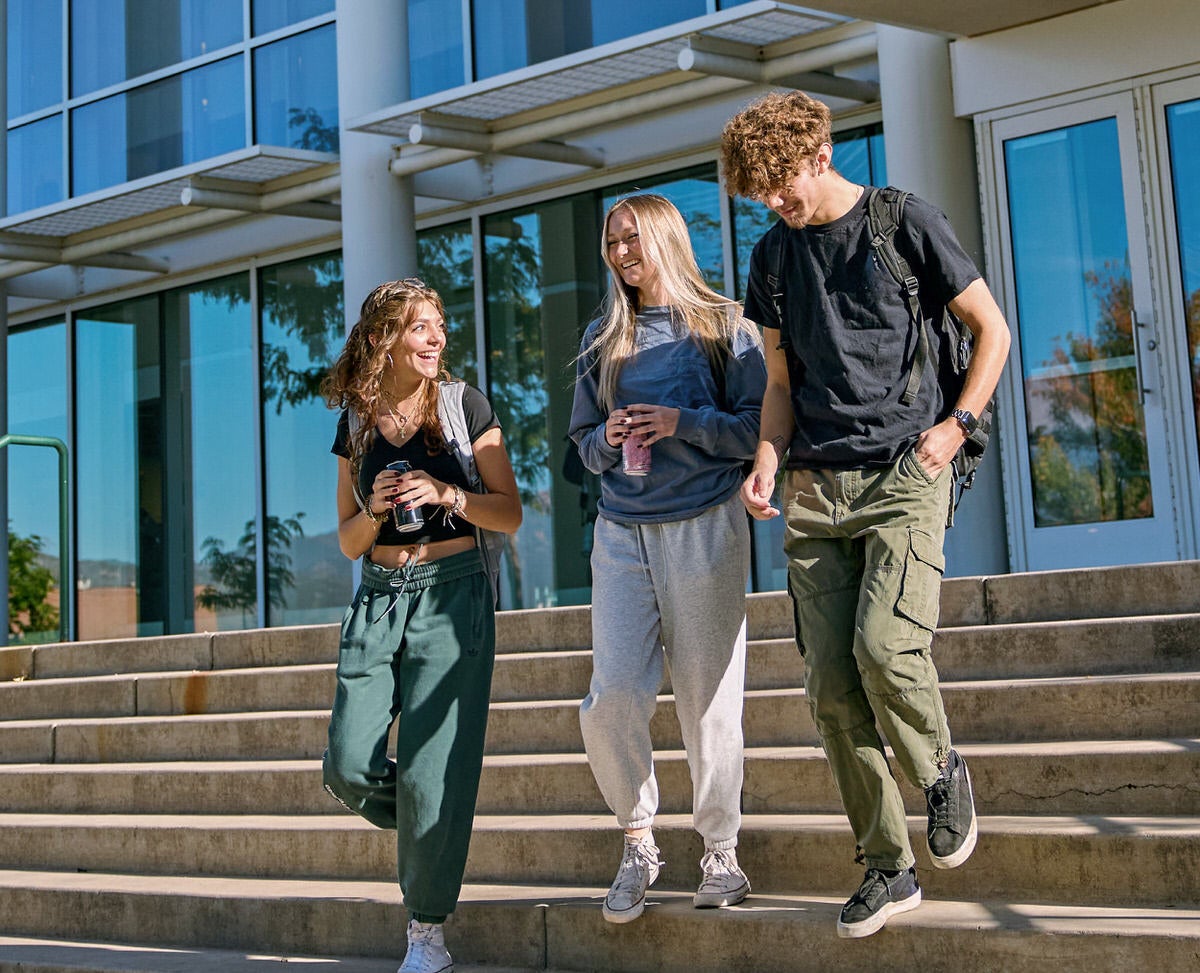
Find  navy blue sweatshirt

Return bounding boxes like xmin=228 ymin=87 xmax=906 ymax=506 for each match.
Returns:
xmin=569 ymin=306 xmax=766 ymax=525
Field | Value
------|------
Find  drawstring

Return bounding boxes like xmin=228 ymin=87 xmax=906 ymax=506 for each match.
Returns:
xmin=372 ymin=545 xmax=424 ymax=624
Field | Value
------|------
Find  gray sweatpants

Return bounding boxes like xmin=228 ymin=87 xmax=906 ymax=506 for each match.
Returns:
xmin=580 ymin=494 xmax=749 ymax=850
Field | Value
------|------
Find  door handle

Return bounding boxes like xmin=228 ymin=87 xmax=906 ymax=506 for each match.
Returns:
xmin=1131 ymin=308 xmax=1152 ymax=404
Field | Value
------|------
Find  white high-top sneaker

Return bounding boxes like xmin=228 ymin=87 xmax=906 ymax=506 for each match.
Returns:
xmin=397 ymin=919 xmax=453 ymax=973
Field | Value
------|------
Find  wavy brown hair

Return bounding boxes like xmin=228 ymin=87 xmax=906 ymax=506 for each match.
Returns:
xmin=719 ymin=90 xmax=832 ymax=200
xmin=321 ymin=278 xmax=453 ymax=471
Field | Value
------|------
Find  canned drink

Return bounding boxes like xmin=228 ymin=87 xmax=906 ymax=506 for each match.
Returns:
xmin=385 ymin=460 xmax=425 ymax=532
xmin=622 ymin=435 xmax=652 ymax=476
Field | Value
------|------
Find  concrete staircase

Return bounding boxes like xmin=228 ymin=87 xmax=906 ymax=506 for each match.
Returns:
xmin=0 ymin=561 xmax=1198 ymax=972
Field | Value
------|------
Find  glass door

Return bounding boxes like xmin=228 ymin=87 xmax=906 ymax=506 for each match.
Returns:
xmin=992 ymin=94 xmax=1180 ymax=569
xmin=1153 ymin=76 xmax=1200 ymax=538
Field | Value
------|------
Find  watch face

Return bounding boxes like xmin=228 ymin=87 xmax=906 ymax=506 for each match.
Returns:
xmin=953 ymin=409 xmax=977 ymax=434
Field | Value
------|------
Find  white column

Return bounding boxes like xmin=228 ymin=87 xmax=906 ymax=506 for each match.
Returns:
xmin=877 ymin=25 xmax=1009 ymax=576
xmin=336 ymin=0 xmax=418 ymax=328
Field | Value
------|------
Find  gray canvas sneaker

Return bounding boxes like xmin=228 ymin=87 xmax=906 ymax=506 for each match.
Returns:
xmin=693 ymin=848 xmax=751 ymax=908
xmin=836 ymin=867 xmax=922 ymax=939
xmin=602 ymin=832 xmax=663 ymax=923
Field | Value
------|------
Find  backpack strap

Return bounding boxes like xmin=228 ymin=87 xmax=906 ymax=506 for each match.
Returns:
xmin=436 ymin=380 xmax=504 ymax=603
xmin=763 ymin=221 xmax=789 ymax=343
xmin=866 ymin=187 xmax=930 ymax=406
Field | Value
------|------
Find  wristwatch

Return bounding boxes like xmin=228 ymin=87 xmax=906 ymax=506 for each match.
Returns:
xmin=950 ymin=409 xmax=978 ymax=436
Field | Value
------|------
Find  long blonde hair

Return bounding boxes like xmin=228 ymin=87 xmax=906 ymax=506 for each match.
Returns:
xmin=583 ymin=193 xmax=758 ymax=410
xmin=321 ymin=278 xmax=453 ymax=469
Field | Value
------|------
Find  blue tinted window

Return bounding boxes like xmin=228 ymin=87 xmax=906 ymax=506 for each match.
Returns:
xmin=591 ymin=0 xmax=705 ymax=46
xmin=75 ymin=297 xmax=164 ymax=640
xmin=474 ymin=0 xmax=705 ymax=81
xmin=259 ymin=254 xmax=348 ymax=626
xmin=166 ymin=277 xmax=259 ymax=632
xmin=254 ymin=25 xmax=338 ymax=151
xmin=71 ymin=0 xmax=243 ymax=97
xmin=6 ymin=321 xmax=68 ymax=644
xmin=8 ymin=117 xmax=64 ymax=213
xmin=72 ymin=57 xmax=244 ymax=195
xmin=252 ymin=0 xmax=334 ymax=35
xmin=409 ymin=0 xmax=465 ymax=97
xmin=1005 ymin=118 xmax=1152 ymax=526
xmin=418 ymin=222 xmax=480 ymax=386
xmin=1165 ymin=99 xmax=1200 ymax=471
xmin=8 ymin=0 xmax=62 ymax=117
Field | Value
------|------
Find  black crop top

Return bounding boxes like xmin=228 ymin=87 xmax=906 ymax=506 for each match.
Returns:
xmin=331 ymin=384 xmax=499 ymax=545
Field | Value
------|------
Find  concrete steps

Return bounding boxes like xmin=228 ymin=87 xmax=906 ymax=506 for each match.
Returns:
xmin=0 ymin=871 xmax=1197 ymax=973
xmin=0 ymin=560 xmax=1198 ymax=971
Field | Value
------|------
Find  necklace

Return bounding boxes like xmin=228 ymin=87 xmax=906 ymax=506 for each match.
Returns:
xmin=382 ymin=387 xmax=422 ymax=434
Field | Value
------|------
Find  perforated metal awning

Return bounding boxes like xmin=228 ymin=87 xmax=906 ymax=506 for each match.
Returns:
xmin=350 ymin=1 xmax=864 ymax=160
xmin=0 ymin=145 xmax=338 ymax=242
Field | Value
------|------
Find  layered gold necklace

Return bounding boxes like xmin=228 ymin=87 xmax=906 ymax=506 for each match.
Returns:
xmin=382 ymin=387 xmax=422 ymax=435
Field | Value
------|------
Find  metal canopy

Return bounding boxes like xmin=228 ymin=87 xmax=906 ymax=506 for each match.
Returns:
xmin=350 ymin=2 xmax=862 ymax=163
xmin=0 ymin=145 xmax=339 ymax=280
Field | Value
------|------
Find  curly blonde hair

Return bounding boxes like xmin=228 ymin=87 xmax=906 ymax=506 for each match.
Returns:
xmin=719 ymin=90 xmax=832 ymax=199
xmin=321 ymin=278 xmax=453 ymax=469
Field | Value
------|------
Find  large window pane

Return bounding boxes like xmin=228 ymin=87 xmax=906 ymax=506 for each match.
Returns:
xmin=72 ymin=57 xmax=244 ymax=195
xmin=8 ymin=117 xmax=64 ymax=213
xmin=7 ymin=0 xmax=62 ymax=117
xmin=260 ymin=253 xmax=347 ymax=626
xmin=253 ymin=0 xmax=334 ymax=36
xmin=165 ymin=277 xmax=258 ymax=633
xmin=1006 ymin=119 xmax=1153 ymax=526
xmin=71 ymin=0 xmax=243 ymax=97
xmin=254 ymin=25 xmax=338 ymax=151
xmin=409 ymin=0 xmax=465 ymax=98
xmin=474 ymin=0 xmax=704 ymax=81
xmin=484 ymin=195 xmax=602 ymax=608
xmin=6 ymin=322 xmax=67 ymax=645
xmin=75 ymin=297 xmax=165 ymax=640
xmin=1165 ymin=98 xmax=1200 ymax=477
xmin=418 ymin=222 xmax=480 ymax=387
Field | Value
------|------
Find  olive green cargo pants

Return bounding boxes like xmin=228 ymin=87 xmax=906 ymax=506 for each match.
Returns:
xmin=783 ymin=445 xmax=952 ymax=871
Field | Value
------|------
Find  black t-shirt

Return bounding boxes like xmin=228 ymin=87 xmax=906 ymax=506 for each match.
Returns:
xmin=331 ymin=384 xmax=499 ymax=545
xmin=743 ymin=189 xmax=980 ymax=469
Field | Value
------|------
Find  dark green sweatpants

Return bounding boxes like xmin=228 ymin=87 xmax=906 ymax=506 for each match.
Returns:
xmin=782 ymin=445 xmax=952 ymax=872
xmin=323 ymin=550 xmax=495 ymax=922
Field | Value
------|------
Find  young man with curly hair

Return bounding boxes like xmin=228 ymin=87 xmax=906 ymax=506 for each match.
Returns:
xmin=720 ymin=90 xmax=1011 ymax=938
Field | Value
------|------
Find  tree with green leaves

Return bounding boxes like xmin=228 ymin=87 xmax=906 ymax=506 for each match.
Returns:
xmin=196 ymin=514 xmax=305 ymax=625
xmin=7 ymin=524 xmax=59 ymax=641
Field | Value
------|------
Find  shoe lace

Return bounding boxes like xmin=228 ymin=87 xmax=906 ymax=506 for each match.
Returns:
xmin=851 ymin=869 xmax=887 ymax=907
xmin=612 ymin=839 xmax=659 ymax=896
xmin=697 ymin=849 xmax=736 ymax=890
xmin=926 ymin=774 xmax=955 ymax=829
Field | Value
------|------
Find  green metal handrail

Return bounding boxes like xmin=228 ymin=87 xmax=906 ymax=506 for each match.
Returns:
xmin=0 ymin=434 xmax=70 ymax=644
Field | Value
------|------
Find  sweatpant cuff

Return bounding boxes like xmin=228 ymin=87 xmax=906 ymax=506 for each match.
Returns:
xmin=409 ymin=911 xmax=448 ymax=924
xmin=621 ymin=817 xmax=654 ymax=832
xmin=704 ymin=836 xmax=738 ymax=852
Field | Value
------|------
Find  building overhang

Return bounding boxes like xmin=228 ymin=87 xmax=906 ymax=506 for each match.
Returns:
xmin=348 ymin=1 xmax=881 ymax=201
xmin=0 ymin=145 xmax=339 ymax=288
xmin=787 ymin=0 xmax=1117 ymax=38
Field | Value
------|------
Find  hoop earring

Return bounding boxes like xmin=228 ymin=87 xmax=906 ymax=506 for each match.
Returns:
xmin=386 ymin=354 xmax=393 ymax=367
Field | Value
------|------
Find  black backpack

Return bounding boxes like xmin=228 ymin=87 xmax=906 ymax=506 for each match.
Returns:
xmin=764 ymin=186 xmax=993 ymax=526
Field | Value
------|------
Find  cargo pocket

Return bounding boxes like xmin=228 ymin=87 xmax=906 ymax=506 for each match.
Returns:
xmin=895 ymin=527 xmax=945 ymax=632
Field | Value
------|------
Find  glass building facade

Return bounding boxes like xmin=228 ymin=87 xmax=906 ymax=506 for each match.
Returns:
xmin=4 ymin=2 xmax=884 ymax=642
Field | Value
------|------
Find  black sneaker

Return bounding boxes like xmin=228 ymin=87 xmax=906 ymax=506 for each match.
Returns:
xmin=836 ymin=867 xmax=922 ymax=939
xmin=925 ymin=748 xmax=978 ymax=869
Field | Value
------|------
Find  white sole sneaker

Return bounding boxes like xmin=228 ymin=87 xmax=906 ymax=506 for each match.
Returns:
xmin=693 ymin=877 xmax=750 ymax=908
xmin=836 ymin=886 xmax=922 ymax=939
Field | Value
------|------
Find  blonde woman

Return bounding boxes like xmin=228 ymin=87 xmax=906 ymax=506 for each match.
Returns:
xmin=568 ymin=193 xmax=766 ymax=923
xmin=321 ymin=278 xmax=522 ymax=973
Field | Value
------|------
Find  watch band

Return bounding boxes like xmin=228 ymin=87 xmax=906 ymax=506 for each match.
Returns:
xmin=950 ymin=408 xmax=978 ymax=435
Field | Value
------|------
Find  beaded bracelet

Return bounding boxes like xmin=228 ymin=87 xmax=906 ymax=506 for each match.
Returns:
xmin=442 ymin=485 xmax=466 ymax=528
